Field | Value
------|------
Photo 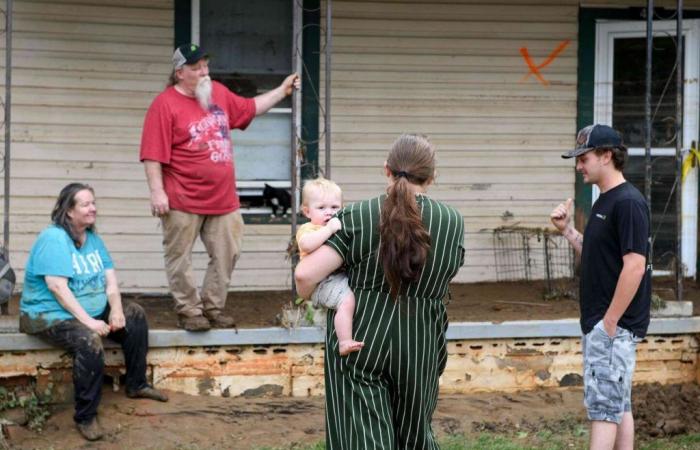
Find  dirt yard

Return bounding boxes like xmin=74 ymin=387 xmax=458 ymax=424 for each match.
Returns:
xmin=3 ymin=387 xmax=587 ymax=449
xmin=124 ymin=277 xmax=700 ymax=330
xmin=5 ymin=278 xmax=698 ymax=330
xmin=6 ymin=382 xmax=700 ymax=449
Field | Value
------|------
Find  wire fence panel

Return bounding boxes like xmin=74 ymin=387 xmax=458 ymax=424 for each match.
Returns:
xmin=493 ymin=227 xmax=576 ymax=299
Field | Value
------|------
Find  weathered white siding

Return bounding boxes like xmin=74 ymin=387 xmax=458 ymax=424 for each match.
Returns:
xmin=7 ymin=0 xmax=700 ymax=293
xmin=321 ymin=0 xmax=579 ymax=282
xmin=1 ymin=0 xmax=292 ymax=292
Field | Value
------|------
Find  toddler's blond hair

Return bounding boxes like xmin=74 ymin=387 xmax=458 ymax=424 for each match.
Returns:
xmin=301 ymin=177 xmax=342 ymax=206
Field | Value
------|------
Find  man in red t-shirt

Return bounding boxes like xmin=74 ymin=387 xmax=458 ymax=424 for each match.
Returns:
xmin=140 ymin=44 xmax=299 ymax=331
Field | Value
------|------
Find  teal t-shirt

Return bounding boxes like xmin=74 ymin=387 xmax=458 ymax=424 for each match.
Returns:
xmin=20 ymin=225 xmax=114 ymax=333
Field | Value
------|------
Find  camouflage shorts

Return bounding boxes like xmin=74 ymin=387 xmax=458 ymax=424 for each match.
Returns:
xmin=582 ymin=320 xmax=641 ymax=424
xmin=310 ymin=272 xmax=351 ymax=310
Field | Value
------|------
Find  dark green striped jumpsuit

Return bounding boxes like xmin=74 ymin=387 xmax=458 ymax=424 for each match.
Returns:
xmin=324 ymin=194 xmax=465 ymax=449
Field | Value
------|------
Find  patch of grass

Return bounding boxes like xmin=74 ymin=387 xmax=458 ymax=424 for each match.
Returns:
xmin=640 ymin=433 xmax=700 ymax=450
xmin=440 ymin=433 xmax=700 ymax=450
xmin=251 ymin=433 xmax=700 ymax=450
xmin=650 ymin=292 xmax=667 ymax=311
xmin=253 ymin=443 xmax=325 ymax=450
xmin=442 ymin=434 xmax=539 ymax=450
xmin=444 ymin=432 xmax=588 ymax=450
xmin=0 ymin=383 xmax=53 ymax=432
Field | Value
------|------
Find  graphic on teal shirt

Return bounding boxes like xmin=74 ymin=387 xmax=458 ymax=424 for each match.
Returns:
xmin=20 ymin=226 xmax=113 ymax=333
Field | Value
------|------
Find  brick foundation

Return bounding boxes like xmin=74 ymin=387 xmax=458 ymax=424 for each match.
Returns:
xmin=0 ymin=334 xmax=696 ymax=401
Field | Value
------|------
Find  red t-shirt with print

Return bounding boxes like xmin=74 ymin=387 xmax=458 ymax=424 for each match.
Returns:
xmin=139 ymin=81 xmax=256 ymax=215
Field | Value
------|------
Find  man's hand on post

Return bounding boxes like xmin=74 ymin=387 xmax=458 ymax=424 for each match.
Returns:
xmin=254 ymin=74 xmax=301 ymax=115
xmin=282 ymin=73 xmax=301 ymax=96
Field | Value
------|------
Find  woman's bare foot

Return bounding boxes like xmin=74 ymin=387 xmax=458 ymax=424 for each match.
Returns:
xmin=339 ymin=340 xmax=364 ymax=356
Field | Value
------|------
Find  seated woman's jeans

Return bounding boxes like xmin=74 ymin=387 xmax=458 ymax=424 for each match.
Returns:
xmin=36 ymin=302 xmax=149 ymax=424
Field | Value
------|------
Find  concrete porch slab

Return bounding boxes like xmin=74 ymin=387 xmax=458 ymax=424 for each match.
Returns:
xmin=652 ymin=301 xmax=694 ymax=317
xmin=0 ymin=317 xmax=698 ymax=351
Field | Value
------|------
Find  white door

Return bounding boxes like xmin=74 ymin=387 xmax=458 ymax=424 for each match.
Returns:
xmin=595 ymin=19 xmax=700 ymax=276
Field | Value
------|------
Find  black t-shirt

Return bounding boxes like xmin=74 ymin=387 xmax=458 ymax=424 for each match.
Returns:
xmin=580 ymin=181 xmax=651 ymax=337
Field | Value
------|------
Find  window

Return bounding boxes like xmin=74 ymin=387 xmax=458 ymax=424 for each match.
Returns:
xmin=193 ymin=0 xmax=299 ymax=211
xmin=594 ymin=19 xmax=700 ymax=274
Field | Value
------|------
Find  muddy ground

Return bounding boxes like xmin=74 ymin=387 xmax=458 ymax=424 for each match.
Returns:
xmin=131 ymin=280 xmax=585 ymax=329
xmin=130 ymin=277 xmax=700 ymax=329
xmin=470 ymin=382 xmax=700 ymax=440
xmin=5 ymin=278 xmax=698 ymax=330
xmin=634 ymin=382 xmax=700 ymax=437
xmin=6 ymin=382 xmax=700 ymax=449
xmin=4 ymin=387 xmax=586 ymax=449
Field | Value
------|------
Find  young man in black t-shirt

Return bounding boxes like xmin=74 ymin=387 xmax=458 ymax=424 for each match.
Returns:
xmin=550 ymin=124 xmax=651 ymax=450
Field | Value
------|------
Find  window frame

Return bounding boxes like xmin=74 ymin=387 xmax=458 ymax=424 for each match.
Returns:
xmin=591 ymin=19 xmax=700 ymax=276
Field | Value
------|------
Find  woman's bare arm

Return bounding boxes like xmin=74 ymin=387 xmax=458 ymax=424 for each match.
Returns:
xmin=294 ymin=245 xmax=343 ymax=299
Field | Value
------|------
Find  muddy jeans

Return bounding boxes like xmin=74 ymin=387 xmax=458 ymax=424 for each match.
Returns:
xmin=36 ymin=302 xmax=149 ymax=424
xmin=161 ymin=209 xmax=244 ymax=318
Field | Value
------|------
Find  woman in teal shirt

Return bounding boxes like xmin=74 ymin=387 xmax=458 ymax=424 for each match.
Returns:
xmin=20 ymin=183 xmax=168 ymax=441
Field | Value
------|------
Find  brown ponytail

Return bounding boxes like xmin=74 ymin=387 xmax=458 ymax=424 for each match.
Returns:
xmin=379 ymin=134 xmax=435 ymax=296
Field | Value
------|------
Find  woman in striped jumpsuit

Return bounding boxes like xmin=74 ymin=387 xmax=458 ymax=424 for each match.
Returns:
xmin=296 ymin=134 xmax=465 ymax=449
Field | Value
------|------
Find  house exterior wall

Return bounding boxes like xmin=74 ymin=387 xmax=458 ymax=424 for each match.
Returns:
xmin=4 ymin=1 xmax=700 ymax=292
xmin=319 ymin=0 xmax=580 ymax=282
xmin=1 ymin=0 xmax=291 ymax=292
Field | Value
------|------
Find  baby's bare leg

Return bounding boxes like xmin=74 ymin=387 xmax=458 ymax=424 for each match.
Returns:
xmin=334 ymin=291 xmax=363 ymax=356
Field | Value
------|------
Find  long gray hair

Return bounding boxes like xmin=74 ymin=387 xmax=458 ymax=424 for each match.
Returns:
xmin=168 ymin=68 xmax=179 ymax=87
xmin=51 ymin=183 xmax=95 ymax=247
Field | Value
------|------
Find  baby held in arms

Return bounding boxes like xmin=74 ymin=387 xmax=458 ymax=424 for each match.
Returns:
xmin=296 ymin=178 xmax=363 ymax=356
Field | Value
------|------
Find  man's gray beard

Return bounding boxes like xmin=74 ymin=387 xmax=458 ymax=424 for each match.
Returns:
xmin=195 ymin=76 xmax=212 ymax=111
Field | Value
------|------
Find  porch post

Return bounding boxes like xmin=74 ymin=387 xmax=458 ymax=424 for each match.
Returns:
xmin=324 ymin=0 xmax=332 ymax=178
xmin=3 ymin=0 xmax=11 ymax=259
xmin=291 ymin=0 xmax=303 ymax=296
xmin=1 ymin=0 xmax=11 ymax=316
xmin=676 ymin=0 xmax=684 ymax=300
xmin=644 ymin=0 xmax=653 ymax=240
xmin=644 ymin=1 xmax=658 ymax=306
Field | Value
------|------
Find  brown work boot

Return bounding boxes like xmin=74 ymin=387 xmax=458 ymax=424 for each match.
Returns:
xmin=177 ymin=314 xmax=211 ymax=331
xmin=76 ymin=417 xmax=103 ymax=441
xmin=206 ymin=313 xmax=235 ymax=328
xmin=127 ymin=385 xmax=169 ymax=402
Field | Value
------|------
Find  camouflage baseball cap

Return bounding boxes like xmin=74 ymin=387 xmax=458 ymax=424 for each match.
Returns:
xmin=562 ymin=124 xmax=627 ymax=159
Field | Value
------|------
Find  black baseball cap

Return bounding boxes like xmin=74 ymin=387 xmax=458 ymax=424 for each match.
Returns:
xmin=172 ymin=43 xmax=209 ymax=69
xmin=562 ymin=124 xmax=627 ymax=159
